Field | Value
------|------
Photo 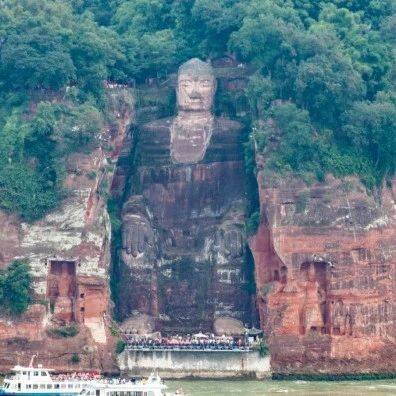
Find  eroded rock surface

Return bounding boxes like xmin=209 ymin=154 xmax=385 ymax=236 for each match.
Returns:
xmin=0 ymin=85 xmax=133 ymax=372
xmin=250 ymin=164 xmax=395 ymax=374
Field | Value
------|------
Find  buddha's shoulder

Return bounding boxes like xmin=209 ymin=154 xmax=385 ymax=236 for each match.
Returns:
xmin=140 ymin=116 xmax=242 ymax=134
xmin=213 ymin=117 xmax=243 ymax=133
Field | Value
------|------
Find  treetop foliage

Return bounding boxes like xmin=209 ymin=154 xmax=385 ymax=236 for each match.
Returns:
xmin=0 ymin=0 xmax=394 ymax=221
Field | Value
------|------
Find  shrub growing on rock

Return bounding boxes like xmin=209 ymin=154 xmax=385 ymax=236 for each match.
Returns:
xmin=71 ymin=353 xmax=80 ymax=364
xmin=116 ymin=340 xmax=127 ymax=354
xmin=0 ymin=260 xmax=32 ymax=315
xmin=47 ymin=325 xmax=79 ymax=338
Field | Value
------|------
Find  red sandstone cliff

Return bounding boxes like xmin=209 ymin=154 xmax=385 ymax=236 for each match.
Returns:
xmin=250 ymin=154 xmax=395 ymax=375
xmin=0 ymin=85 xmax=134 ymax=373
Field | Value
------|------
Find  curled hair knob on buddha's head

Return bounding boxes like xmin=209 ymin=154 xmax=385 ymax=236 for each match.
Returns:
xmin=178 ymin=58 xmax=214 ymax=77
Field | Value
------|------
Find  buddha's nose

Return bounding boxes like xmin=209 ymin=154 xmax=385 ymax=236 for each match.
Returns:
xmin=190 ymin=89 xmax=201 ymax=99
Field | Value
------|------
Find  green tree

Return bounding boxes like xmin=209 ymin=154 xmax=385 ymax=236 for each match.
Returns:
xmin=0 ymin=260 xmax=32 ymax=315
xmin=191 ymin=0 xmax=243 ymax=56
xmin=314 ymin=4 xmax=392 ymax=98
xmin=295 ymin=53 xmax=365 ymax=127
xmin=265 ymin=103 xmax=328 ymax=176
xmin=0 ymin=0 xmax=76 ymax=91
xmin=71 ymin=13 xmax=122 ymax=97
xmin=343 ymin=100 xmax=396 ymax=184
xmin=246 ymin=74 xmax=275 ymax=119
xmin=117 ymin=29 xmax=177 ymax=79
xmin=0 ymin=163 xmax=60 ymax=221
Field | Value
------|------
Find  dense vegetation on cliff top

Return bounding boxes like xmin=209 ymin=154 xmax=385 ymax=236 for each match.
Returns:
xmin=0 ymin=0 xmax=394 ymax=221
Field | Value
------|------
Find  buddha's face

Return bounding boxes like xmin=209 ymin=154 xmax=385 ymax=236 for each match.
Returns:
xmin=177 ymin=73 xmax=216 ymax=112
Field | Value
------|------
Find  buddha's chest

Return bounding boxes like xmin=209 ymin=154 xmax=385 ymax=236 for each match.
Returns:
xmin=170 ymin=116 xmax=214 ymax=164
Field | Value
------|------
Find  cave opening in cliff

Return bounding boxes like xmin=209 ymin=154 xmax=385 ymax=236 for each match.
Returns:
xmin=280 ymin=266 xmax=288 ymax=284
xmin=47 ymin=260 xmax=77 ymax=323
xmin=299 ymin=261 xmax=330 ymax=335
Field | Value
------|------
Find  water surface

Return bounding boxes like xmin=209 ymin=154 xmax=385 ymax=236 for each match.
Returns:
xmin=166 ymin=379 xmax=396 ymax=395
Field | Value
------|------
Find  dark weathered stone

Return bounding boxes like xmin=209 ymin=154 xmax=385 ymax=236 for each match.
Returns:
xmin=119 ymin=59 xmax=251 ymax=332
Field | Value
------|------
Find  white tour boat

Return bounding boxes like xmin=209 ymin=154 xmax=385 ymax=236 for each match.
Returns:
xmin=0 ymin=359 xmax=175 ymax=396
xmin=0 ymin=364 xmax=89 ymax=395
xmin=78 ymin=373 xmax=170 ymax=396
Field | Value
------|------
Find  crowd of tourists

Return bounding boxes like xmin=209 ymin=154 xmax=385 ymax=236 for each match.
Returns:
xmin=54 ymin=373 xmax=143 ymax=385
xmin=124 ymin=333 xmax=250 ymax=351
xmin=54 ymin=372 xmax=102 ymax=381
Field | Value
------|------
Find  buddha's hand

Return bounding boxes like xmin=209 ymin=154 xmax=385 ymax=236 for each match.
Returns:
xmin=122 ymin=214 xmax=154 ymax=257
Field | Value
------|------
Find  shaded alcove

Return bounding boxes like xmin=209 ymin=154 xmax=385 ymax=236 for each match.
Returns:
xmin=47 ymin=260 xmax=77 ymax=322
xmin=299 ymin=261 xmax=329 ymax=335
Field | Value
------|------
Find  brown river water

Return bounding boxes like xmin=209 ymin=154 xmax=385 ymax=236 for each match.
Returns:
xmin=166 ymin=379 xmax=396 ymax=395
xmin=2 ymin=376 xmax=395 ymax=395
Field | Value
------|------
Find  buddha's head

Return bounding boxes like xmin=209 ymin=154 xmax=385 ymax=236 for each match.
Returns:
xmin=177 ymin=58 xmax=216 ymax=112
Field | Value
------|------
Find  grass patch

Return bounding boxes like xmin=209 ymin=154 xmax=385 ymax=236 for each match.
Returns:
xmin=47 ymin=325 xmax=78 ymax=338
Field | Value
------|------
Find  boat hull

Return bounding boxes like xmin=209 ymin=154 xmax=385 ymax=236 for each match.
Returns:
xmin=0 ymin=392 xmax=78 ymax=396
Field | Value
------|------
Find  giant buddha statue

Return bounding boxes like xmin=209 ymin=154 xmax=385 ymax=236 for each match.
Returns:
xmin=119 ymin=58 xmax=250 ymax=333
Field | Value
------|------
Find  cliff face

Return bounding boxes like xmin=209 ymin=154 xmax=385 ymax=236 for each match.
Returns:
xmin=250 ymin=156 xmax=395 ymax=374
xmin=1 ymin=59 xmax=393 ymax=377
xmin=0 ymin=85 xmax=134 ymax=372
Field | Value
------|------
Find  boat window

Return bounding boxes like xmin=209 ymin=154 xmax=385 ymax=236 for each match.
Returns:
xmin=61 ymin=384 xmax=67 ymax=389
xmin=47 ymin=384 xmax=53 ymax=389
xmin=55 ymin=384 xmax=60 ymax=389
xmin=26 ymin=384 xmax=31 ymax=389
xmin=40 ymin=384 xmax=46 ymax=389
xmin=33 ymin=384 xmax=39 ymax=389
xmin=41 ymin=371 xmax=47 ymax=376
xmin=22 ymin=371 xmax=27 ymax=375
xmin=68 ymin=384 xmax=74 ymax=388
xmin=34 ymin=371 xmax=39 ymax=376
